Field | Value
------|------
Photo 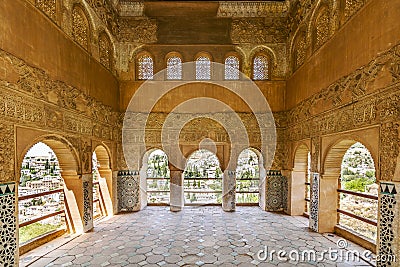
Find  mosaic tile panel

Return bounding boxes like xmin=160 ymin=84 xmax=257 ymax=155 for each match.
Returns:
xmin=265 ymin=170 xmax=284 ymax=211
xmin=117 ymin=170 xmax=140 ymax=212
xmin=82 ymin=180 xmax=93 ymax=230
xmin=0 ymin=182 xmax=17 ymax=266
xmin=377 ymin=183 xmax=397 ymax=267
xmin=309 ymin=173 xmax=319 ymax=232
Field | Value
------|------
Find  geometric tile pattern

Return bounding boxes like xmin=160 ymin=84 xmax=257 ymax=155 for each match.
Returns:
xmin=0 ymin=182 xmax=15 ymax=196
xmin=0 ymin=182 xmax=17 ymax=266
xmin=377 ymin=183 xmax=397 ymax=267
xmin=309 ymin=173 xmax=319 ymax=232
xmin=21 ymin=207 xmax=372 ymax=266
xmin=83 ymin=180 xmax=93 ymax=229
xmin=265 ymin=170 xmax=284 ymax=211
xmin=380 ymin=183 xmax=397 ymax=195
xmin=117 ymin=170 xmax=140 ymax=212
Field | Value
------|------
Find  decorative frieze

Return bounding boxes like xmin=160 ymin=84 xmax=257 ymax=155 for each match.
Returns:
xmin=0 ymin=49 xmax=119 ymax=139
xmin=217 ymin=1 xmax=288 ymax=18
xmin=118 ymin=19 xmax=157 ymax=44
xmin=380 ymin=123 xmax=400 ymax=181
xmin=231 ymin=18 xmax=287 ymax=44
xmin=344 ymin=0 xmax=365 ymax=21
xmin=35 ymin=0 xmax=57 ymax=22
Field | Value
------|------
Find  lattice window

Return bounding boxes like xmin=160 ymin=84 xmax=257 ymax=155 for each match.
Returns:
xmin=99 ymin=34 xmax=112 ymax=69
xmin=166 ymin=56 xmax=182 ymax=80
xmin=138 ymin=55 xmax=153 ymax=80
xmin=224 ymin=56 xmax=240 ymax=80
xmin=72 ymin=6 xmax=89 ymax=50
xmin=196 ymin=56 xmax=211 ymax=80
xmin=252 ymin=55 xmax=269 ymax=80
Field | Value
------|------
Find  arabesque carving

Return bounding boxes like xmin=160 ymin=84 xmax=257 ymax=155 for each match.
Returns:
xmin=118 ymin=18 xmax=157 ymax=43
xmin=380 ymin=122 xmax=400 ymax=181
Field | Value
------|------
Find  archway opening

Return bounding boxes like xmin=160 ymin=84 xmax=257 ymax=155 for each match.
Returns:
xmin=183 ymin=149 xmax=223 ymax=205
xmin=146 ymin=149 xmax=170 ymax=205
xmin=18 ymin=142 xmax=67 ymax=249
xmin=236 ymin=148 xmax=260 ymax=205
xmin=290 ymin=144 xmax=310 ymax=216
xmin=93 ymin=145 xmax=114 ymax=217
xmin=338 ymin=142 xmax=378 ymax=242
xmin=92 ymin=152 xmax=105 ymax=220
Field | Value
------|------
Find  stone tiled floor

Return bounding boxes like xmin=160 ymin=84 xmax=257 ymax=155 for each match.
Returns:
xmin=20 ymin=207 xmax=374 ymax=266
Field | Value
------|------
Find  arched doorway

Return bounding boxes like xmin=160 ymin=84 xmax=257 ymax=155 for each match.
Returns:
xmin=183 ymin=149 xmax=223 ymax=205
xmin=338 ymin=142 xmax=378 ymax=241
xmin=236 ymin=148 xmax=260 ymax=205
xmin=146 ymin=149 xmax=170 ymax=205
xmin=18 ymin=141 xmax=77 ymax=254
xmin=324 ymin=139 xmax=378 ymax=251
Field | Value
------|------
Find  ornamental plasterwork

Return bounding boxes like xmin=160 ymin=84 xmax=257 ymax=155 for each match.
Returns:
xmin=118 ymin=18 xmax=157 ymax=43
xmin=217 ymin=1 xmax=289 ymax=18
xmin=344 ymin=0 xmax=365 ymax=21
xmin=231 ymin=19 xmax=267 ymax=44
xmin=117 ymin=1 xmax=144 ymax=17
xmin=0 ymin=49 xmax=119 ymax=139
xmin=35 ymin=0 xmax=57 ymax=22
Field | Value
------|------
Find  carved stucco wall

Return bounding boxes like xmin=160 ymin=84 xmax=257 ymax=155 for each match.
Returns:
xmin=0 ymin=48 xmax=119 ymax=183
xmin=286 ymin=43 xmax=400 ymax=181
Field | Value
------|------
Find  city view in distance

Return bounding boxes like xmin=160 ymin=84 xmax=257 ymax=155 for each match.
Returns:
xmin=339 ymin=142 xmax=377 ymax=240
xmin=18 ymin=142 xmax=65 ymax=244
xmin=147 ymin=149 xmax=260 ymax=205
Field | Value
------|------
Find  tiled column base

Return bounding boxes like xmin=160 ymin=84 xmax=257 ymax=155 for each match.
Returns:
xmin=117 ymin=171 xmax=140 ymax=212
xmin=222 ymin=170 xmax=236 ymax=211
xmin=377 ymin=182 xmax=398 ymax=267
xmin=309 ymin=173 xmax=319 ymax=232
xmin=265 ymin=170 xmax=284 ymax=211
xmin=82 ymin=174 xmax=93 ymax=232
xmin=0 ymin=182 xmax=17 ymax=265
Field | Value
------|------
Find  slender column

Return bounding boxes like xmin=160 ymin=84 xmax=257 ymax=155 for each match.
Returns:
xmin=82 ymin=174 xmax=93 ymax=232
xmin=259 ymin=167 xmax=267 ymax=210
xmin=286 ymin=170 xmax=306 ymax=215
xmin=222 ymin=170 xmax=236 ymax=211
xmin=309 ymin=173 xmax=338 ymax=233
xmin=170 ymin=168 xmax=184 ymax=212
xmin=63 ymin=174 xmax=85 ymax=234
xmin=0 ymin=182 xmax=17 ymax=265
xmin=98 ymin=168 xmax=114 ymax=216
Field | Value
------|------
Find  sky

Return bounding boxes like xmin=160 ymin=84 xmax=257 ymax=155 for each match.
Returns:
xmin=25 ymin=142 xmax=54 ymax=157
